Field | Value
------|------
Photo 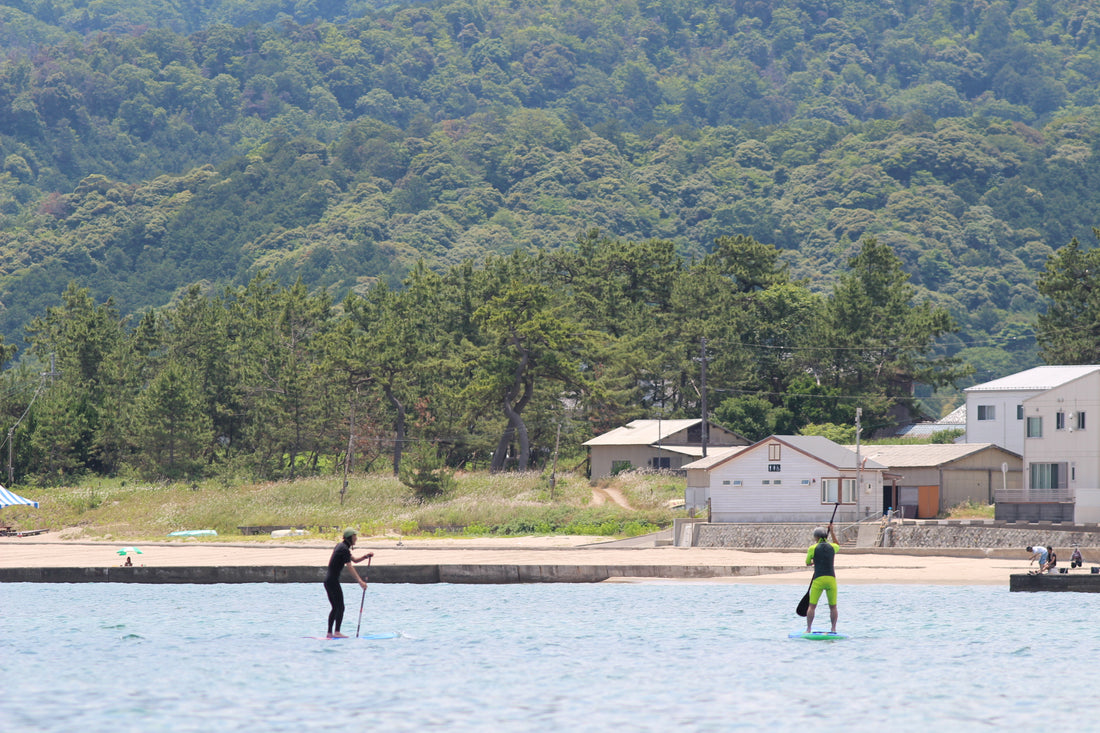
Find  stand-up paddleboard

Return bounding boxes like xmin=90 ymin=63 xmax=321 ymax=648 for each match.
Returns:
xmin=789 ymin=631 xmax=848 ymax=640
xmin=306 ymin=632 xmax=400 ymax=640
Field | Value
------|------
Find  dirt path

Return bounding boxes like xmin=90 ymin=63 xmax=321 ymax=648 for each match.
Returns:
xmin=591 ymin=487 xmax=633 ymax=510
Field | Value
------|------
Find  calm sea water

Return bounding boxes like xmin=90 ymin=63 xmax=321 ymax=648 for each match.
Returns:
xmin=1 ymin=581 xmax=1096 ymax=732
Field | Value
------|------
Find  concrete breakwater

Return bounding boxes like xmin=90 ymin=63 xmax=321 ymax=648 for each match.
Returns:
xmin=0 ymin=563 xmax=799 ymax=584
xmin=1010 ymin=573 xmax=1100 ymax=592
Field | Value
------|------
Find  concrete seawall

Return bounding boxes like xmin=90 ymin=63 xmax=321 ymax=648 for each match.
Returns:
xmin=0 ymin=563 xmax=799 ymax=584
xmin=692 ymin=520 xmax=1100 ymax=549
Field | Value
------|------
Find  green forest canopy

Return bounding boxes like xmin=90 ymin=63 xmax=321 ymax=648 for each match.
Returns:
xmin=5 ymin=235 xmax=968 ymax=485
xmin=0 ymin=0 xmax=1098 ymax=432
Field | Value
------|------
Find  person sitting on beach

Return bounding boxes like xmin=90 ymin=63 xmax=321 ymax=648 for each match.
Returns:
xmin=1041 ymin=546 xmax=1057 ymax=573
xmin=124 ymin=556 xmax=132 ymax=567
xmin=1027 ymin=545 xmax=1048 ymax=572
xmin=1071 ymin=546 xmax=1083 ymax=569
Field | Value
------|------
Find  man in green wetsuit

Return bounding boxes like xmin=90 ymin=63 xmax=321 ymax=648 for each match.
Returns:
xmin=805 ymin=523 xmax=840 ymax=634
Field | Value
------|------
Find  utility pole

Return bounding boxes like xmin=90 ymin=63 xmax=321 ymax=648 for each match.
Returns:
xmin=6 ymin=354 xmax=59 ymax=487
xmin=855 ymin=407 xmax=863 ymax=518
xmin=549 ymin=420 xmax=561 ymax=500
xmin=700 ymin=337 xmax=708 ymax=458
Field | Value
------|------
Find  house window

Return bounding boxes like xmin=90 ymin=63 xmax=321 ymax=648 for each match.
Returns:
xmin=732 ymin=480 xmax=742 ymax=486
xmin=1030 ymin=462 xmax=1068 ymax=490
xmin=768 ymin=443 xmax=781 ymax=461
xmin=1017 ymin=405 xmax=1024 ymax=420
xmin=977 ymin=405 xmax=996 ymax=420
xmin=611 ymin=460 xmax=632 ymax=474
xmin=1056 ymin=412 xmax=1066 ymax=430
xmin=801 ymin=479 xmax=811 ymax=485
xmin=821 ymin=478 xmax=856 ymax=504
xmin=1077 ymin=412 xmax=1086 ymax=430
xmin=722 ymin=480 xmax=730 ymax=485
xmin=1026 ymin=417 xmax=1042 ymax=438
xmin=763 ymin=480 xmax=770 ymax=485
xmin=773 ymin=480 xmax=782 ymax=485
xmin=650 ymin=456 xmax=670 ymax=469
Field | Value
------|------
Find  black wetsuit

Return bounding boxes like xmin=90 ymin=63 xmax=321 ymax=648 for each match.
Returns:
xmin=325 ymin=541 xmax=352 ymax=633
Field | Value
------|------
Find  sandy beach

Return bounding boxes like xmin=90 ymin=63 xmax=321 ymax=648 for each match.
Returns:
xmin=0 ymin=533 xmax=1049 ymax=585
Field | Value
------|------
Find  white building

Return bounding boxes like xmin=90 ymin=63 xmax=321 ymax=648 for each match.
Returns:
xmin=683 ymin=435 xmax=886 ymax=523
xmin=965 ymin=364 xmax=1100 ymax=523
xmin=964 ymin=365 xmax=1100 ymax=456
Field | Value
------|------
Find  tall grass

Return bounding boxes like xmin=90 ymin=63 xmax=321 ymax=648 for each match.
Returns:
xmin=4 ymin=470 xmax=687 ymax=541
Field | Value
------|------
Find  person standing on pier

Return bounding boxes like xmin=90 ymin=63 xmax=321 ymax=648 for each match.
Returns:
xmin=1027 ymin=545 xmax=1048 ymax=573
xmin=324 ymin=528 xmax=372 ymax=638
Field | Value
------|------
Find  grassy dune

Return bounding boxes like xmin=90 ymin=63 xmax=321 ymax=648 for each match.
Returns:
xmin=1 ymin=471 xmax=687 ymax=542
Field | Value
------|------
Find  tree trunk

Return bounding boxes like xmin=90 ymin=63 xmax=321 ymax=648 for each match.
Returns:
xmin=491 ymin=338 xmax=532 ymax=472
xmin=341 ymin=389 xmax=355 ymax=505
xmin=384 ymin=383 xmax=406 ymax=476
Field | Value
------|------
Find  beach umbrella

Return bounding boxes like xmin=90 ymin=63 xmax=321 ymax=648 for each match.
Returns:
xmin=116 ymin=547 xmax=143 ymax=556
xmin=0 ymin=486 xmax=39 ymax=508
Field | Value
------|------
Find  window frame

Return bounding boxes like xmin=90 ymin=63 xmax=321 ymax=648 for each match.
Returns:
xmin=821 ymin=478 xmax=856 ymax=504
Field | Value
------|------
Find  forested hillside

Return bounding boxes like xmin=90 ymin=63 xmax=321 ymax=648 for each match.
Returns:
xmin=0 ymin=0 xmax=1098 ymax=482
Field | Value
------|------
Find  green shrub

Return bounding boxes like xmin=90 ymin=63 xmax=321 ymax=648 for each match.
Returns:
xmin=398 ymin=442 xmax=455 ymax=502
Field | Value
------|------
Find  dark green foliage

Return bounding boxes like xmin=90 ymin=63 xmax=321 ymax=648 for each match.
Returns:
xmin=398 ymin=441 xmax=455 ymax=502
xmin=1035 ymin=231 xmax=1100 ymax=364
xmin=930 ymin=428 xmax=965 ymax=444
xmin=1 ymin=0 xmax=1099 ymax=481
xmin=0 ymin=232 xmax=968 ymax=484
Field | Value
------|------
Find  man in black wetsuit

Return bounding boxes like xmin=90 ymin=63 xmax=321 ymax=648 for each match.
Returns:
xmin=805 ymin=523 xmax=840 ymax=634
xmin=324 ymin=528 xmax=372 ymax=638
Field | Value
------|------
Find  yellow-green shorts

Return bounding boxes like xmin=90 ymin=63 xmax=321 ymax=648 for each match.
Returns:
xmin=809 ymin=576 xmax=837 ymax=606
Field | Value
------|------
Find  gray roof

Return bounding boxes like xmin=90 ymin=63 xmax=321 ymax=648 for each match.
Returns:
xmin=894 ymin=404 xmax=966 ymax=437
xmin=683 ymin=435 xmax=886 ymax=471
xmin=848 ymin=442 xmax=1019 ymax=468
xmin=583 ymin=419 xmax=701 ymax=447
xmin=681 ymin=446 xmax=746 ymax=469
xmin=939 ymin=404 xmax=966 ymax=424
xmin=964 ymin=365 xmax=1100 ymax=393
xmin=778 ymin=435 xmax=888 ymax=470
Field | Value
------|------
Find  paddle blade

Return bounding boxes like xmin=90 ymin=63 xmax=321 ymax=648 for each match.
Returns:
xmin=796 ymin=591 xmax=810 ymax=617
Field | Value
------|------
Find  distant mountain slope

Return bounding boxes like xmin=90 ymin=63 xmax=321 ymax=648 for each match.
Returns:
xmin=0 ymin=0 xmax=1098 ymax=379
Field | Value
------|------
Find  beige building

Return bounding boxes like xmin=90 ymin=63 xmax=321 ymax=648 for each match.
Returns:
xmin=583 ymin=419 xmax=749 ymax=479
xmin=853 ymin=443 xmax=1022 ymax=518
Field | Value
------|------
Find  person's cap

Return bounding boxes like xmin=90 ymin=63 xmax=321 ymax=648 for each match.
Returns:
xmin=813 ymin=526 xmax=828 ymax=539
xmin=343 ymin=528 xmax=358 ymax=540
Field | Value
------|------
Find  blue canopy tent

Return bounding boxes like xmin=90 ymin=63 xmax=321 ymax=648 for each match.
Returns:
xmin=0 ymin=486 xmax=39 ymax=535
xmin=0 ymin=486 xmax=39 ymax=508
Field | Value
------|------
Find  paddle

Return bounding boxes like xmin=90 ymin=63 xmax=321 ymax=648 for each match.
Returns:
xmin=355 ymin=554 xmax=372 ymax=638
xmin=796 ymin=501 xmax=840 ymax=617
